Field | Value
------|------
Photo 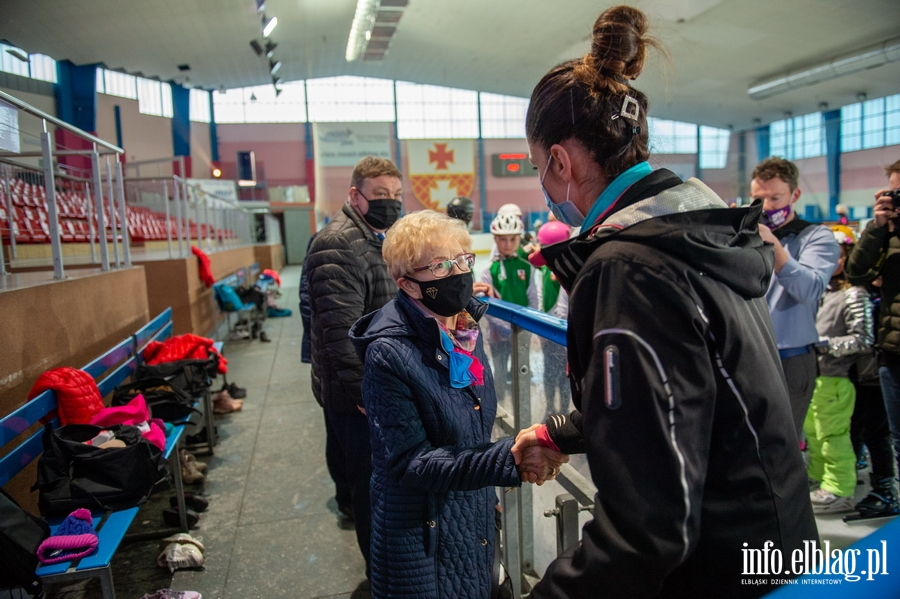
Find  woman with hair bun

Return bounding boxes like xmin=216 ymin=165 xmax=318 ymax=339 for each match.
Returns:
xmin=513 ymin=5 xmax=818 ymax=597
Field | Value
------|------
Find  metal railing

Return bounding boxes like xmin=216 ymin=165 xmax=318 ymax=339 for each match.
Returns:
xmin=483 ymin=298 xmax=596 ymax=597
xmin=0 ymin=90 xmax=126 ymax=278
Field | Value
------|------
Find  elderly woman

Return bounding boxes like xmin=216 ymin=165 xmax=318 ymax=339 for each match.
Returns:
xmin=350 ymin=210 xmax=565 ymax=599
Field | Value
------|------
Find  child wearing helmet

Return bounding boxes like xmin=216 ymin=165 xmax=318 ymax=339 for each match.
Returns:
xmin=481 ymin=212 xmax=538 ymax=401
xmin=806 ymin=225 xmax=874 ymax=513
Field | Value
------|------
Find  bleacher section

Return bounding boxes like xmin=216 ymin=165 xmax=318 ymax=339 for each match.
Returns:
xmin=0 ymin=177 xmax=237 ymax=245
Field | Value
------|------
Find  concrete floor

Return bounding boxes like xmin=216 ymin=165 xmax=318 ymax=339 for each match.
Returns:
xmin=38 ymin=264 xmax=894 ymax=599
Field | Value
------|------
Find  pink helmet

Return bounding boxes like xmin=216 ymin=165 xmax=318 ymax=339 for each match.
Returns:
xmin=537 ymin=221 xmax=571 ymax=246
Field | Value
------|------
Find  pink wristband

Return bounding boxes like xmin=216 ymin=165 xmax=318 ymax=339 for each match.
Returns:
xmin=535 ymin=424 xmax=561 ymax=452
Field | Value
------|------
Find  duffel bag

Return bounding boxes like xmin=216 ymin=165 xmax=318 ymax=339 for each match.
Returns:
xmin=112 ymin=377 xmax=198 ymax=423
xmin=137 ymin=357 xmax=217 ymax=397
xmin=31 ymin=423 xmax=168 ymax=517
xmin=0 ymin=489 xmax=50 ymax=596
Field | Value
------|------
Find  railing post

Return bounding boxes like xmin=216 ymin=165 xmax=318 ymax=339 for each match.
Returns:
xmin=92 ymin=146 xmax=110 ymax=270
xmin=510 ymin=322 xmax=535 ymax=588
xmin=553 ymin=494 xmax=581 ymax=557
xmin=40 ymin=125 xmax=64 ymax=279
xmin=163 ymin=179 xmax=173 ymax=258
xmin=115 ymin=157 xmax=131 ymax=267
xmin=3 ymin=165 xmax=16 ymax=262
xmin=84 ymin=183 xmax=96 ymax=263
xmin=173 ymin=178 xmax=183 ymax=257
xmin=105 ymin=156 xmax=120 ymax=267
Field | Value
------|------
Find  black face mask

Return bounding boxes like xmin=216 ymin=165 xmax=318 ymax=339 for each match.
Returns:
xmin=362 ymin=199 xmax=402 ymax=231
xmin=407 ymin=272 xmax=474 ymax=317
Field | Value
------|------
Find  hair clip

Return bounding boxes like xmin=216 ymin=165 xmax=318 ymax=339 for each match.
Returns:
xmin=620 ymin=96 xmax=640 ymax=121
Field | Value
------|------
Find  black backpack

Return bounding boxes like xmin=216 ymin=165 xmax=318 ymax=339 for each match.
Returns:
xmin=136 ymin=357 xmax=217 ymax=397
xmin=112 ymin=376 xmax=198 ymax=422
xmin=0 ymin=489 xmax=49 ymax=597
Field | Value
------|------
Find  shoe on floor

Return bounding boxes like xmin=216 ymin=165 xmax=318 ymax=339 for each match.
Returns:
xmin=186 ymin=427 xmax=217 ymax=446
xmin=810 ymin=488 xmax=854 ymax=513
xmin=259 ymin=331 xmax=272 ymax=342
xmin=213 ymin=390 xmax=243 ymax=414
xmin=171 ymin=492 xmax=210 ymax=513
xmin=338 ymin=503 xmax=355 ymax=522
xmin=180 ymin=449 xmax=205 ymax=483
xmin=157 ymin=541 xmax=204 ymax=572
xmin=181 ymin=450 xmax=207 ymax=472
xmin=221 ymin=381 xmax=246 ymax=399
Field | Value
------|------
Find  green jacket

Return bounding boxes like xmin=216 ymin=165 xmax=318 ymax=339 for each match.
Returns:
xmin=846 ymin=219 xmax=900 ymax=353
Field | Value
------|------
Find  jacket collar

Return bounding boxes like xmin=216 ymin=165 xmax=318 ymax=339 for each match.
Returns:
xmin=541 ymin=169 xmax=683 ymax=291
xmin=396 ymin=291 xmax=488 ymax=371
xmin=342 ymin=202 xmax=383 ymax=246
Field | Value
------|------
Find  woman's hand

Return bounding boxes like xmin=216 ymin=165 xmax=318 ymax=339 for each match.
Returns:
xmin=515 ymin=445 xmax=568 ymax=485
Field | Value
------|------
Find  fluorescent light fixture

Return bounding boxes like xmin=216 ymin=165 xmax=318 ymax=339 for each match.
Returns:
xmin=255 ymin=0 xmax=266 ymax=13
xmin=238 ymin=179 xmax=257 ymax=187
xmin=263 ymin=15 xmax=278 ymax=37
xmin=5 ymin=48 xmax=29 ymax=62
xmin=345 ymin=0 xmax=379 ymax=62
xmin=265 ymin=41 xmax=277 ymax=59
xmin=269 ymin=60 xmax=282 ymax=75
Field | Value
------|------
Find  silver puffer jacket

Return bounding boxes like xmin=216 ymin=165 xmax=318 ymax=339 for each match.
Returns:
xmin=816 ymin=283 xmax=874 ymax=378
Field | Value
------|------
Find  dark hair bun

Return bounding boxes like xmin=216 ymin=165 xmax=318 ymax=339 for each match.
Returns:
xmin=574 ymin=5 xmax=652 ymax=94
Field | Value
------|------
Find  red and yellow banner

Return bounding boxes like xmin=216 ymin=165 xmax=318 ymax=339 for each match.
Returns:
xmin=406 ymin=140 xmax=475 ymax=211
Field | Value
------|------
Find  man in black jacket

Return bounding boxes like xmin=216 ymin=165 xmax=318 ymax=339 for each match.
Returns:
xmin=306 ymin=156 xmax=402 ymax=574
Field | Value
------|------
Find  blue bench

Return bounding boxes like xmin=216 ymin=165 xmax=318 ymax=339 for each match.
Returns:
xmin=0 ymin=308 xmax=191 ymax=599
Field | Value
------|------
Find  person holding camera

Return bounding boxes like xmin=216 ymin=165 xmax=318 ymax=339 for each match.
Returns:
xmin=752 ymin=157 xmax=841 ymax=446
xmin=846 ymin=159 xmax=900 ymax=489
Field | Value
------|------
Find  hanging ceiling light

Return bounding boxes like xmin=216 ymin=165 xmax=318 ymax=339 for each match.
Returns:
xmin=262 ymin=15 xmax=278 ymax=38
xmin=345 ymin=0 xmax=379 ymax=62
xmin=269 ymin=60 xmax=282 ymax=75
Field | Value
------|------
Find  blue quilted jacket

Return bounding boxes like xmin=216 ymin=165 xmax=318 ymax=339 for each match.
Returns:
xmin=350 ymin=292 xmax=521 ymax=599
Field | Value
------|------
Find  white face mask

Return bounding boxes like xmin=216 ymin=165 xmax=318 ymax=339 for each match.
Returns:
xmin=540 ymin=156 xmax=584 ymax=227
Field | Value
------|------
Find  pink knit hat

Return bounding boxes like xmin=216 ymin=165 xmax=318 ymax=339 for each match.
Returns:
xmin=36 ymin=508 xmax=99 ymax=564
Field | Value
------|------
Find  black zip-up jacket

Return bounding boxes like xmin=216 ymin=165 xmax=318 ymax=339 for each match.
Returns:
xmin=846 ymin=219 xmax=900 ymax=354
xmin=306 ymin=203 xmax=397 ymax=414
xmin=532 ymin=170 xmax=819 ymax=598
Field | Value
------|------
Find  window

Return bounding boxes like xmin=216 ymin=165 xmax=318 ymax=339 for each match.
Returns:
xmin=190 ymin=89 xmax=211 ymax=123
xmin=212 ymin=82 xmax=307 ymax=124
xmin=98 ymin=69 xmax=138 ymax=99
xmin=306 ymin=76 xmax=394 ymax=122
xmin=769 ymin=112 xmax=825 ymax=159
xmin=396 ymin=82 xmax=478 ymax=139
xmin=699 ymin=126 xmax=730 ymax=169
xmin=28 ymin=54 xmax=57 ymax=83
xmin=648 ymin=118 xmax=697 ymax=154
xmin=0 ymin=43 xmax=30 ymax=78
xmin=137 ymin=78 xmax=173 ymax=117
xmin=479 ymin=93 xmax=528 ymax=139
xmin=841 ymin=93 xmax=900 ymax=152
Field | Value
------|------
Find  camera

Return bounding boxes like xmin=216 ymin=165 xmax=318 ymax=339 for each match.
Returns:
xmin=888 ymin=189 xmax=900 ymax=209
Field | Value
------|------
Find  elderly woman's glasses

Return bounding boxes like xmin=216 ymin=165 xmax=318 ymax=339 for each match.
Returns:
xmin=411 ymin=253 xmax=476 ymax=278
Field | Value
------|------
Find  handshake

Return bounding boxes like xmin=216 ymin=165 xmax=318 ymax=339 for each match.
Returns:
xmin=510 ymin=424 xmax=569 ymax=486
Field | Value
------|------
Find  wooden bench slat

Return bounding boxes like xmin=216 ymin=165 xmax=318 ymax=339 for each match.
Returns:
xmin=134 ymin=307 xmax=173 ymax=351
xmin=96 ymin=356 xmax=136 ymax=398
xmin=0 ymin=422 xmax=56 ymax=487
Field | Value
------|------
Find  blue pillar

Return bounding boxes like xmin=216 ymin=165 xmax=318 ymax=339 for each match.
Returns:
xmin=113 ymin=105 xmax=123 ymax=148
xmin=55 ymin=61 xmax=97 ymax=131
xmin=209 ymin=91 xmax=219 ymax=162
xmin=823 ymin=109 xmax=841 ymax=219
xmin=754 ymin=125 xmax=770 ymax=164
xmin=171 ymin=83 xmax=190 ymax=158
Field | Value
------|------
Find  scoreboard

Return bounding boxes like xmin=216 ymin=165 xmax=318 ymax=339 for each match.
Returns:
xmin=491 ymin=153 xmax=537 ymax=177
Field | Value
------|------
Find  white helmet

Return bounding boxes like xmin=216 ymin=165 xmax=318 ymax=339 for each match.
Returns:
xmin=497 ymin=203 xmax=523 ymax=217
xmin=490 ymin=213 xmax=524 ymax=235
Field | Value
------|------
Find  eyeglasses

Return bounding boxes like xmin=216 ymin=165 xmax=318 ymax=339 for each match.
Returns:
xmin=410 ymin=253 xmax=476 ymax=278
